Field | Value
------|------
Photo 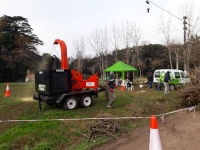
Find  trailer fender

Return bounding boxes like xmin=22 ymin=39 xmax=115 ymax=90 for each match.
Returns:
xmin=56 ymin=94 xmax=67 ymax=104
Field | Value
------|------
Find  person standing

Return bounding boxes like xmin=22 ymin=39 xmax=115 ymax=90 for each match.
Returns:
xmin=105 ymin=81 xmax=109 ymax=101
xmin=106 ymin=71 xmax=116 ymax=108
xmin=129 ymin=73 xmax=133 ymax=83
xmin=147 ymin=72 xmax=153 ymax=88
xmin=164 ymin=71 xmax=171 ymax=94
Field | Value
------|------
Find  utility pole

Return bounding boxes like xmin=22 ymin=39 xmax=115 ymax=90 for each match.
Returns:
xmin=175 ymin=48 xmax=179 ymax=70
xmin=183 ymin=16 xmax=187 ymax=74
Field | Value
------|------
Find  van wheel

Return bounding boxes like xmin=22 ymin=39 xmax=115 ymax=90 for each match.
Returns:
xmin=80 ymin=95 xmax=93 ymax=108
xmin=63 ymin=96 xmax=78 ymax=110
xmin=170 ymin=85 xmax=175 ymax=91
xmin=155 ymin=86 xmax=161 ymax=90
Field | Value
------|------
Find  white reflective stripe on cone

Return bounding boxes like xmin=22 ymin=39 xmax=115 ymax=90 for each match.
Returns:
xmin=149 ymin=129 xmax=162 ymax=150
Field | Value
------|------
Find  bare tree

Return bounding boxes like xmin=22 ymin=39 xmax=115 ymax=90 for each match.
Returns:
xmin=120 ymin=21 xmax=134 ymax=65
xmin=110 ymin=23 xmax=120 ymax=62
xmin=178 ymin=1 xmax=200 ymax=39
xmin=137 ymin=57 xmax=146 ymax=78
xmin=132 ymin=23 xmax=142 ymax=76
xmin=73 ymin=37 xmax=85 ymax=72
xmin=101 ymin=27 xmax=110 ymax=69
xmin=175 ymin=48 xmax=180 ymax=70
xmin=88 ymin=65 xmax=97 ymax=75
xmin=177 ymin=1 xmax=200 ymax=74
xmin=169 ymin=44 xmax=182 ymax=70
xmin=68 ymin=56 xmax=75 ymax=67
xmin=148 ymin=58 xmax=162 ymax=71
xmin=88 ymin=29 xmax=104 ymax=77
xmin=157 ymin=12 xmax=176 ymax=69
xmin=140 ymin=40 xmax=150 ymax=46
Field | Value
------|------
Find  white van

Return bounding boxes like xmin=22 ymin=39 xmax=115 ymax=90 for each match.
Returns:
xmin=153 ymin=69 xmax=190 ymax=90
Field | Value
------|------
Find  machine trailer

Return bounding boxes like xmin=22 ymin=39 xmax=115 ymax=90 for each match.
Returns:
xmin=33 ymin=39 xmax=105 ymax=110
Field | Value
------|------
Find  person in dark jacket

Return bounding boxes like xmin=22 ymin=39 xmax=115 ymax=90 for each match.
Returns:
xmin=147 ymin=72 xmax=153 ymax=88
xmin=164 ymin=71 xmax=171 ymax=94
xmin=105 ymin=72 xmax=116 ymax=108
xmin=129 ymin=73 xmax=133 ymax=83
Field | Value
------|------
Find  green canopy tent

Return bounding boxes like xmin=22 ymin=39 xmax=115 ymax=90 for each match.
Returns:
xmin=104 ymin=61 xmax=138 ymax=80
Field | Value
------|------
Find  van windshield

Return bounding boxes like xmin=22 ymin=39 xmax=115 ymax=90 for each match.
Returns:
xmin=155 ymin=71 xmax=160 ymax=78
xmin=181 ymin=72 xmax=188 ymax=78
xmin=174 ymin=72 xmax=180 ymax=78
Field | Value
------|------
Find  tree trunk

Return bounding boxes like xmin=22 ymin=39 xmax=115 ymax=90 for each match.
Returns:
xmin=176 ymin=53 xmax=178 ymax=70
xmin=168 ymin=47 xmax=173 ymax=69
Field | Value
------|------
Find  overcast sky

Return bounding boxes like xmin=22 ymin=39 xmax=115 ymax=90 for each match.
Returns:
xmin=1 ymin=0 xmax=200 ymax=59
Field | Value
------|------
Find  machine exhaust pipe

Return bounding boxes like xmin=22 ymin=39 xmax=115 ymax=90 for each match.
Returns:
xmin=53 ymin=39 xmax=68 ymax=69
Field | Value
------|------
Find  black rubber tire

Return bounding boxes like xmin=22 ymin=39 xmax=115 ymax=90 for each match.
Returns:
xmin=80 ymin=95 xmax=93 ymax=108
xmin=63 ymin=96 xmax=78 ymax=110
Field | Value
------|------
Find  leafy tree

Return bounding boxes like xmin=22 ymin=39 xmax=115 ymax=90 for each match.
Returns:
xmin=140 ymin=44 xmax=169 ymax=73
xmin=189 ymin=35 xmax=200 ymax=66
xmin=0 ymin=15 xmax=43 ymax=82
xmin=37 ymin=53 xmax=57 ymax=70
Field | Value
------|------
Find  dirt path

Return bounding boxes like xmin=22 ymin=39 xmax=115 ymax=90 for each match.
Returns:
xmin=92 ymin=110 xmax=200 ymax=150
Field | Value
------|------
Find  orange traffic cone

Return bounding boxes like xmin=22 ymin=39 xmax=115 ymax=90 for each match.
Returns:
xmin=5 ymin=83 xmax=10 ymax=97
xmin=120 ymin=81 xmax=125 ymax=91
xmin=149 ymin=115 xmax=162 ymax=150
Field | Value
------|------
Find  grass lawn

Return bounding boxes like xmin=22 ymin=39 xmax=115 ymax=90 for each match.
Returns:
xmin=0 ymin=79 xmax=182 ymax=150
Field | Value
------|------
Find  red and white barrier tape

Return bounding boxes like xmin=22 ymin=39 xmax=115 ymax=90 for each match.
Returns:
xmin=157 ymin=105 xmax=200 ymax=122
xmin=0 ymin=105 xmax=199 ymax=123
xmin=0 ymin=116 xmax=150 ymax=123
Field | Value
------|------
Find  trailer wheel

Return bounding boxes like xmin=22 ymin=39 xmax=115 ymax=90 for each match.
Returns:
xmin=80 ymin=95 xmax=93 ymax=108
xmin=63 ymin=96 xmax=78 ymax=110
xmin=170 ymin=84 xmax=175 ymax=91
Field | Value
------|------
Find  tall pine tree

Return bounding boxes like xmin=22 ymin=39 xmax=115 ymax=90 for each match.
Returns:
xmin=0 ymin=15 xmax=44 ymax=82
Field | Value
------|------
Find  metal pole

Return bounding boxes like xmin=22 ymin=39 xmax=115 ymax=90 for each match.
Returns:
xmin=38 ymin=94 xmax=42 ymax=111
xmin=183 ymin=16 xmax=187 ymax=74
